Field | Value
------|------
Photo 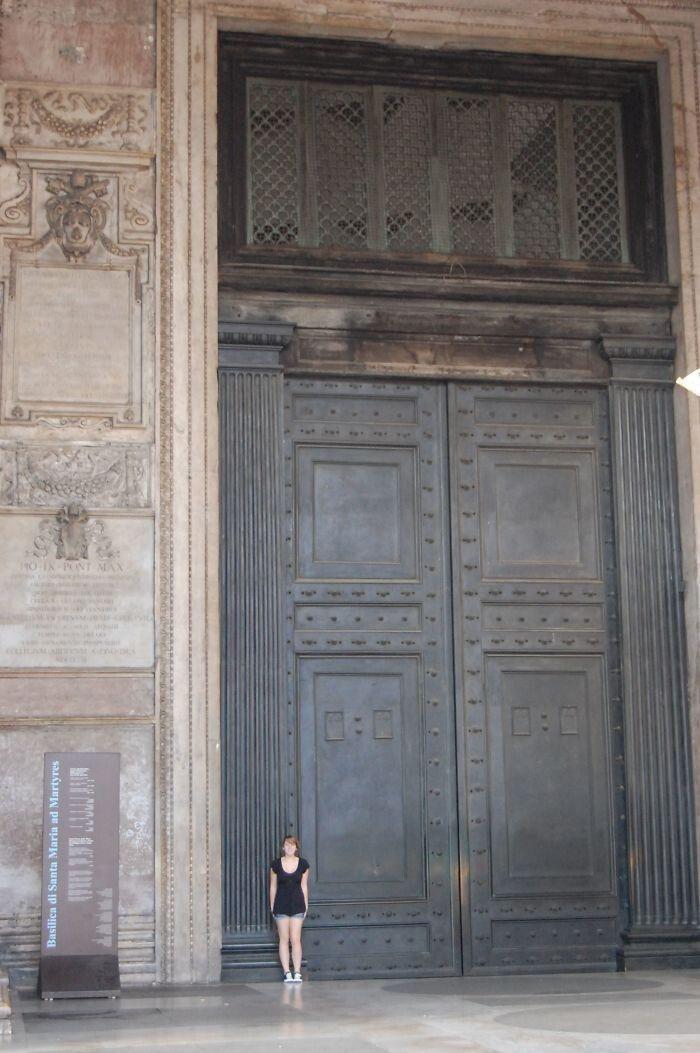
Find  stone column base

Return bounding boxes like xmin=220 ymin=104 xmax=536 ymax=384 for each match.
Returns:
xmin=618 ymin=929 xmax=700 ymax=970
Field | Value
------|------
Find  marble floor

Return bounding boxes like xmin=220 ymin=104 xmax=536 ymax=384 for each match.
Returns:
xmin=5 ymin=970 xmax=700 ymax=1052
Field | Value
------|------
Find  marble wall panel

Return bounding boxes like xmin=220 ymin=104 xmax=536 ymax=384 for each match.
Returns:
xmin=0 ymin=723 xmax=154 ymax=918
xmin=0 ymin=2 xmax=156 ymax=89
xmin=0 ymin=675 xmax=154 ymax=718
xmin=0 ymin=512 xmax=154 ymax=669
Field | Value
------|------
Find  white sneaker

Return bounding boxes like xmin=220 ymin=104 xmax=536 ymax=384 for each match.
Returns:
xmin=293 ymin=972 xmax=302 ymax=983
xmin=283 ymin=971 xmax=294 ymax=983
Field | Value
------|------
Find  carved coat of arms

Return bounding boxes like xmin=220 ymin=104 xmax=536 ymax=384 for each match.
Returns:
xmin=31 ymin=503 xmax=118 ymax=561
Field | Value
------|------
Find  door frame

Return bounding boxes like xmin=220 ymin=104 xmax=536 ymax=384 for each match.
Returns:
xmin=158 ymin=1 xmax=698 ymax=982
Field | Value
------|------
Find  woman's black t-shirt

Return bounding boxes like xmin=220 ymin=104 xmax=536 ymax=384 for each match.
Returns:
xmin=270 ymin=857 xmax=309 ymax=916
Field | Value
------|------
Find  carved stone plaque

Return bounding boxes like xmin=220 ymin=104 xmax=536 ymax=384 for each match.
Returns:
xmin=0 ymin=512 xmax=154 ymax=668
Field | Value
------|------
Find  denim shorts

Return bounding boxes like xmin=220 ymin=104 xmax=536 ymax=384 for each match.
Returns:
xmin=273 ymin=912 xmax=306 ymax=920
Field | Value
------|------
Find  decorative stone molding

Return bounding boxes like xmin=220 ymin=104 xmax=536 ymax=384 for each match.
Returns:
xmin=218 ymin=321 xmax=294 ymax=367
xmin=0 ymin=444 xmax=151 ymax=509
xmin=2 ymin=86 xmax=155 ymax=155
xmin=120 ymin=171 xmax=155 ymax=237
xmin=0 ymin=158 xmax=31 ymax=230
xmin=602 ymin=335 xmax=677 ymax=384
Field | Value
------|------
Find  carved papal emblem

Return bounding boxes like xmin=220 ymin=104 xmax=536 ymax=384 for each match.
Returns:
xmin=31 ymin=503 xmax=118 ymax=561
xmin=44 ymin=171 xmax=110 ymax=261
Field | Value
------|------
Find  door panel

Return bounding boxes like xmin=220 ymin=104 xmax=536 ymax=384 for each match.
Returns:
xmin=478 ymin=448 xmax=600 ymax=579
xmin=295 ymin=444 xmax=418 ymax=578
xmin=284 ymin=378 xmax=460 ymax=979
xmin=450 ymin=383 xmax=624 ymax=972
xmin=486 ymin=655 xmax=612 ymax=896
xmin=299 ymin=656 xmax=423 ymax=899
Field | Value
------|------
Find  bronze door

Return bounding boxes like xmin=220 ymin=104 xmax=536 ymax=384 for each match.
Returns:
xmin=279 ymin=377 xmax=622 ymax=977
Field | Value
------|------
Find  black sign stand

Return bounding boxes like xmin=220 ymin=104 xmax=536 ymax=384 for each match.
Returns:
xmin=39 ymin=752 xmax=121 ymax=999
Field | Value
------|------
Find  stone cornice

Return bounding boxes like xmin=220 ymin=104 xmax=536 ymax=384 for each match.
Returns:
xmin=601 ymin=336 xmax=676 ymax=362
xmin=601 ymin=335 xmax=677 ymax=383
xmin=218 ymin=321 xmax=295 ymax=368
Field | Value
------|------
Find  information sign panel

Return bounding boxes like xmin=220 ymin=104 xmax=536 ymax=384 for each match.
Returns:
xmin=39 ymin=752 xmax=120 ymax=999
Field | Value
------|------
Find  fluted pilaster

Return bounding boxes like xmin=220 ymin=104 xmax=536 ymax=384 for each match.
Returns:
xmin=219 ymin=323 xmax=292 ymax=972
xmin=603 ymin=336 xmax=700 ymax=967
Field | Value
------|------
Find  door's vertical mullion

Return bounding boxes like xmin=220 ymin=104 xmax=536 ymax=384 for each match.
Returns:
xmin=493 ymin=96 xmax=514 ymax=257
xmin=558 ymin=100 xmax=580 ymax=260
xmin=300 ymin=81 xmax=318 ymax=247
xmin=431 ymin=93 xmax=451 ymax=253
xmin=370 ymin=85 xmax=388 ymax=251
xmin=613 ymin=101 xmax=631 ymax=264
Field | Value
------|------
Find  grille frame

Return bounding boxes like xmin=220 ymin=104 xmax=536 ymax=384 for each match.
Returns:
xmin=219 ymin=35 xmax=667 ymax=288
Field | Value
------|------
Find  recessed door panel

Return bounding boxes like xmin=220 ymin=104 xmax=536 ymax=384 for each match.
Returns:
xmin=478 ymin=447 xmax=600 ymax=579
xmin=486 ymin=655 xmax=612 ymax=896
xmin=296 ymin=444 xmax=418 ymax=579
xmin=299 ymin=656 xmax=423 ymax=899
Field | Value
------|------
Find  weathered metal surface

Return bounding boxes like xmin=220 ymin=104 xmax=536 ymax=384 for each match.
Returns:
xmin=450 ymin=383 xmax=624 ymax=971
xmin=219 ymin=326 xmax=291 ymax=973
xmin=604 ymin=337 xmax=700 ymax=968
xmin=283 ymin=377 xmax=461 ymax=978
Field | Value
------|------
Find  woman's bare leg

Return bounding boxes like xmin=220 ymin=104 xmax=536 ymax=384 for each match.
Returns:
xmin=290 ymin=917 xmax=304 ymax=974
xmin=275 ymin=917 xmax=291 ymax=973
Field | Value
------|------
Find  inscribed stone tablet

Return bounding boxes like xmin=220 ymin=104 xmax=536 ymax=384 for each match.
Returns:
xmin=14 ymin=266 xmax=132 ymax=406
xmin=0 ymin=514 xmax=154 ymax=668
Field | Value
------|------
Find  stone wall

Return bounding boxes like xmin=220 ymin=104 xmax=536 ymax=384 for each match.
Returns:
xmin=0 ymin=0 xmax=157 ymax=984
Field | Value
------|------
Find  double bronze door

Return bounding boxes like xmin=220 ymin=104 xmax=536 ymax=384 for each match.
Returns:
xmin=281 ymin=376 xmax=624 ymax=977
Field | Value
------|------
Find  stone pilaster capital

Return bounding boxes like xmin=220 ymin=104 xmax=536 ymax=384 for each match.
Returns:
xmin=218 ymin=321 xmax=295 ymax=369
xmin=600 ymin=335 xmax=676 ymax=383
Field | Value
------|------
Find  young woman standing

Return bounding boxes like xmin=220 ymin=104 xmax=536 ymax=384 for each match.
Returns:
xmin=269 ymin=835 xmax=309 ymax=982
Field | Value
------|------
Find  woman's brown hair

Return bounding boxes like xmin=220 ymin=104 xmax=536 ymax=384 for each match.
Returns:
xmin=280 ymin=834 xmax=300 ymax=857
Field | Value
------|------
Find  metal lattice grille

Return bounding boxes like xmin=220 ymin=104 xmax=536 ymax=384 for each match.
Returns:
xmin=573 ymin=103 xmax=623 ymax=262
xmin=248 ymin=80 xmax=300 ymax=245
xmin=445 ymin=95 xmax=496 ymax=256
xmin=382 ymin=92 xmax=433 ymax=251
xmin=507 ymin=99 xmax=561 ymax=259
xmin=242 ymin=77 xmax=626 ymax=266
xmin=313 ymin=88 xmax=370 ymax=248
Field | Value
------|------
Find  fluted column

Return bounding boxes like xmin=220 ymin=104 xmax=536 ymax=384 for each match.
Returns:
xmin=219 ymin=322 xmax=293 ymax=975
xmin=603 ymin=336 xmax=700 ymax=968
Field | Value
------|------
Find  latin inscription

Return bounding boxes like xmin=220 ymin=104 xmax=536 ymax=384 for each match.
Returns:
xmin=14 ymin=264 xmax=132 ymax=406
xmin=0 ymin=514 xmax=153 ymax=668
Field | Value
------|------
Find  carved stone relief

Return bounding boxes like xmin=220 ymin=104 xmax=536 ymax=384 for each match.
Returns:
xmin=120 ymin=171 xmax=155 ymax=237
xmin=0 ymin=158 xmax=31 ymax=231
xmin=2 ymin=86 xmax=155 ymax=154
xmin=0 ymin=443 xmax=151 ymax=508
